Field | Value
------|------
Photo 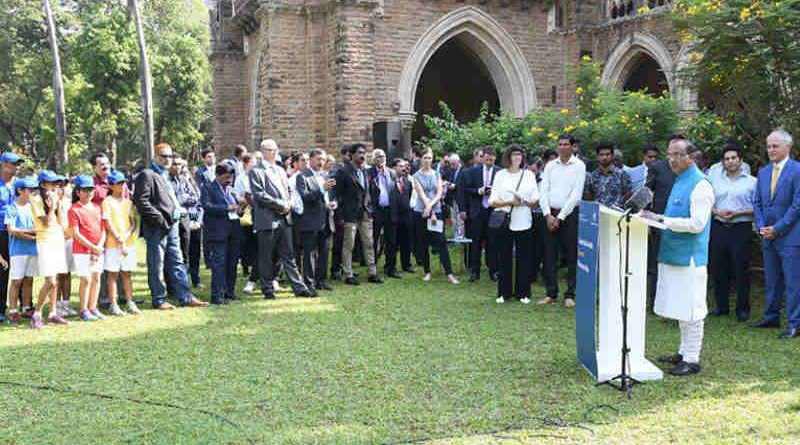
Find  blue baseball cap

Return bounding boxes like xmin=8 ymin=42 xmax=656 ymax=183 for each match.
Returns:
xmin=73 ymin=174 xmax=94 ymax=189
xmin=108 ymin=170 xmax=127 ymax=184
xmin=0 ymin=152 xmax=23 ymax=164
xmin=37 ymin=170 xmax=65 ymax=183
xmin=14 ymin=176 xmax=38 ymax=190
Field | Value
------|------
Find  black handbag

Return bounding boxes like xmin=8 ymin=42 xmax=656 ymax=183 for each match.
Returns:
xmin=487 ymin=171 xmax=525 ymax=230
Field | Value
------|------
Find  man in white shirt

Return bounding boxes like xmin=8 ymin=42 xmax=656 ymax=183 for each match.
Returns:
xmin=537 ymin=135 xmax=586 ymax=308
xmin=641 ymin=139 xmax=714 ymax=376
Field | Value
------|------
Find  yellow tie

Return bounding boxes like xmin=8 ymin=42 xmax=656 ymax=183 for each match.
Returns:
xmin=770 ymin=164 xmax=781 ymax=199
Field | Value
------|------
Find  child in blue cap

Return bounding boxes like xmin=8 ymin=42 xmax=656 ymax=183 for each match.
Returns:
xmin=5 ymin=177 xmax=37 ymax=324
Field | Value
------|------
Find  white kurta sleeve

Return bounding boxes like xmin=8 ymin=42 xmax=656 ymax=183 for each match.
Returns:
xmin=662 ymin=180 xmax=714 ymax=234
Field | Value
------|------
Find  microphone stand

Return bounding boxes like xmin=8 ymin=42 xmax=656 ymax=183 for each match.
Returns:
xmin=597 ymin=209 xmax=641 ymax=398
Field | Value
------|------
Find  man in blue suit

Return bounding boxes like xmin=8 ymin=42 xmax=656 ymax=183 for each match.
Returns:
xmin=752 ymin=130 xmax=800 ymax=339
xmin=201 ymin=162 xmax=242 ymax=305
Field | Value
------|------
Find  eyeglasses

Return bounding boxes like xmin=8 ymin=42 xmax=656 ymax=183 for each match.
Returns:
xmin=666 ymin=152 xmax=689 ymax=160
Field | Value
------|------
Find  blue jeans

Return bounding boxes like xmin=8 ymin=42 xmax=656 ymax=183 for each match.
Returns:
xmin=143 ymin=223 xmax=193 ymax=307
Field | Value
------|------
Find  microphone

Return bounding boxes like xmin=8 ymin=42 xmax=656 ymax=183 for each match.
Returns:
xmin=624 ymin=187 xmax=653 ymax=214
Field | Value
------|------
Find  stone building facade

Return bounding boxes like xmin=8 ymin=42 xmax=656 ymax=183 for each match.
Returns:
xmin=210 ymin=0 xmax=694 ymax=156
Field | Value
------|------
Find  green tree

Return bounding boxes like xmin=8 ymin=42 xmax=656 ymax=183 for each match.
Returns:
xmin=672 ymin=0 xmax=800 ymax=150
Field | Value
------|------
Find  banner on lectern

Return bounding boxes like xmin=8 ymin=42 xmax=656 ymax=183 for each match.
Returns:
xmin=576 ymin=201 xmax=599 ymax=378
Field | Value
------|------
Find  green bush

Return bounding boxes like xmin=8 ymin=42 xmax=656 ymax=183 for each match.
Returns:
xmin=422 ymin=56 xmax=734 ymax=167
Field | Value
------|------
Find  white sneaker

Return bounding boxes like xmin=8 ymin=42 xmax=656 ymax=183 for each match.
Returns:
xmin=243 ymin=281 xmax=256 ymax=294
xmin=496 ymin=296 xmax=505 ymax=304
xmin=55 ymin=303 xmax=68 ymax=318
xmin=126 ymin=301 xmax=142 ymax=315
xmin=520 ymin=297 xmax=531 ymax=304
xmin=63 ymin=303 xmax=78 ymax=316
xmin=109 ymin=304 xmax=126 ymax=316
xmin=272 ymin=280 xmax=283 ymax=292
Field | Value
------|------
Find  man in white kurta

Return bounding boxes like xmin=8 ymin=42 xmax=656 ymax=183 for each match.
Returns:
xmin=642 ymin=139 xmax=714 ymax=376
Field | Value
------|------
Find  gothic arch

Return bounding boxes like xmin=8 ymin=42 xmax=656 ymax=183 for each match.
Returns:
xmin=397 ymin=6 xmax=537 ymax=122
xmin=602 ymin=32 xmax=674 ymax=90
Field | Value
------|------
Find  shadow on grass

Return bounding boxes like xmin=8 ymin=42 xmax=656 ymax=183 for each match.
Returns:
xmin=1 ymin=248 xmax=799 ymax=445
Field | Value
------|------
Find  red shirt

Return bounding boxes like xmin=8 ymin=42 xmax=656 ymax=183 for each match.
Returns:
xmin=68 ymin=201 xmax=104 ymax=254
xmin=93 ymin=174 xmax=130 ymax=205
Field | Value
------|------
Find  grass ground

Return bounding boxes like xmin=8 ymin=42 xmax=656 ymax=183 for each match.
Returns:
xmin=0 ymin=242 xmax=798 ymax=445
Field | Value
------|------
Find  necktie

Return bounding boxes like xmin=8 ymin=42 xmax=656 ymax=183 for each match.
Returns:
xmin=482 ymin=168 xmax=490 ymax=208
xmin=770 ymin=164 xmax=781 ymax=199
xmin=397 ymin=179 xmax=404 ymax=193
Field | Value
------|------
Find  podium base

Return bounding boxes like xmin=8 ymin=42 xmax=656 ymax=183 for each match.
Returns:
xmin=596 ymin=353 xmax=663 ymax=382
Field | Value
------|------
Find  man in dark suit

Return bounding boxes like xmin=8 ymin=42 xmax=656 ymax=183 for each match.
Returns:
xmin=334 ymin=143 xmax=383 ymax=285
xmin=249 ymin=139 xmax=313 ymax=299
xmin=195 ymin=149 xmax=216 ymax=194
xmin=645 ymin=136 xmax=679 ymax=309
xmin=387 ymin=158 xmax=414 ymax=275
xmin=462 ymin=147 xmax=500 ymax=282
xmin=751 ymin=130 xmax=800 ymax=339
xmin=200 ymin=162 xmax=242 ymax=304
xmin=367 ymin=149 xmax=397 ymax=273
xmin=133 ymin=143 xmax=208 ymax=309
xmin=296 ymin=149 xmax=337 ymax=292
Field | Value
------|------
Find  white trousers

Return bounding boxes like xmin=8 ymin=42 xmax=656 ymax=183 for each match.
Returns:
xmin=678 ymin=320 xmax=704 ymax=364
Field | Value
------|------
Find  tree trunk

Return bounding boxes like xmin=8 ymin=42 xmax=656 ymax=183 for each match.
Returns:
xmin=129 ymin=0 xmax=155 ymax=162
xmin=42 ymin=0 xmax=68 ymax=165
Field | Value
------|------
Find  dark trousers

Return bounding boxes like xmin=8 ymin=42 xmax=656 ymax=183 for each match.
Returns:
xmin=468 ymin=207 xmax=496 ymax=277
xmin=374 ymin=207 xmax=399 ymax=273
xmin=240 ymin=226 xmax=259 ymax=282
xmin=188 ymin=227 xmax=202 ymax=286
xmin=542 ymin=210 xmax=578 ymax=299
xmin=497 ymin=227 xmax=532 ymax=299
xmin=300 ymin=228 xmax=330 ymax=286
xmin=647 ymin=228 xmax=662 ymax=310
xmin=529 ymin=212 xmax=545 ymax=282
xmin=331 ymin=219 xmax=344 ymax=276
xmin=0 ymin=231 xmax=8 ymax=314
xmin=413 ymin=212 xmax=453 ymax=275
xmin=763 ymin=243 xmax=800 ymax=329
xmin=388 ymin=219 xmax=413 ymax=272
xmin=710 ymin=220 xmax=752 ymax=315
xmin=256 ymin=218 xmax=307 ymax=296
xmin=207 ymin=223 xmax=241 ymax=302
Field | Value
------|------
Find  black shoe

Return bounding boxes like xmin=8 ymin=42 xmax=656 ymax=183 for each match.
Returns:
xmin=711 ymin=309 xmax=729 ymax=317
xmin=368 ymin=275 xmax=384 ymax=284
xmin=469 ymin=274 xmax=479 ymax=283
xmin=263 ymin=293 xmax=276 ymax=300
xmin=736 ymin=310 xmax=750 ymax=323
xmin=778 ymin=327 xmax=800 ymax=339
xmin=317 ymin=282 xmax=333 ymax=291
xmin=307 ymin=287 xmax=319 ymax=297
xmin=658 ymin=353 xmax=683 ymax=365
xmin=749 ymin=319 xmax=781 ymax=328
xmin=668 ymin=361 xmax=701 ymax=376
xmin=226 ymin=294 xmax=241 ymax=301
xmin=331 ymin=270 xmax=342 ymax=281
xmin=296 ymin=289 xmax=315 ymax=298
xmin=402 ymin=267 xmax=414 ymax=273
xmin=210 ymin=299 xmax=228 ymax=305
xmin=386 ymin=271 xmax=402 ymax=279
xmin=345 ymin=277 xmax=360 ymax=286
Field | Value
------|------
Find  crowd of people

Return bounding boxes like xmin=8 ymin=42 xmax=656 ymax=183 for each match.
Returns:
xmin=0 ymin=129 xmax=798 ymax=375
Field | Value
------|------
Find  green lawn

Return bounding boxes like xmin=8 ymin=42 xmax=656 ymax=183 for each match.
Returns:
xmin=0 ymin=243 xmax=798 ymax=445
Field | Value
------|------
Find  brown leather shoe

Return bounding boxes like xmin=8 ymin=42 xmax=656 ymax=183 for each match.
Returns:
xmin=185 ymin=298 xmax=209 ymax=308
xmin=536 ymin=297 xmax=556 ymax=305
xmin=564 ymin=298 xmax=576 ymax=308
xmin=156 ymin=302 xmax=176 ymax=310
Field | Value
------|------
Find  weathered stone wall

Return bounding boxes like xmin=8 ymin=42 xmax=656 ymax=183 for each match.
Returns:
xmin=209 ymin=0 xmax=684 ymax=157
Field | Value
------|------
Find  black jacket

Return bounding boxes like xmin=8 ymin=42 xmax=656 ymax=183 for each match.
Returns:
xmin=134 ymin=167 xmax=177 ymax=231
xmin=334 ymin=161 xmax=371 ymax=223
xmin=295 ymin=169 xmax=328 ymax=232
xmin=367 ymin=165 xmax=397 ymax=211
xmin=461 ymin=164 xmax=500 ymax=219
xmin=645 ymin=159 xmax=676 ymax=214
xmin=390 ymin=176 xmax=413 ymax=225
